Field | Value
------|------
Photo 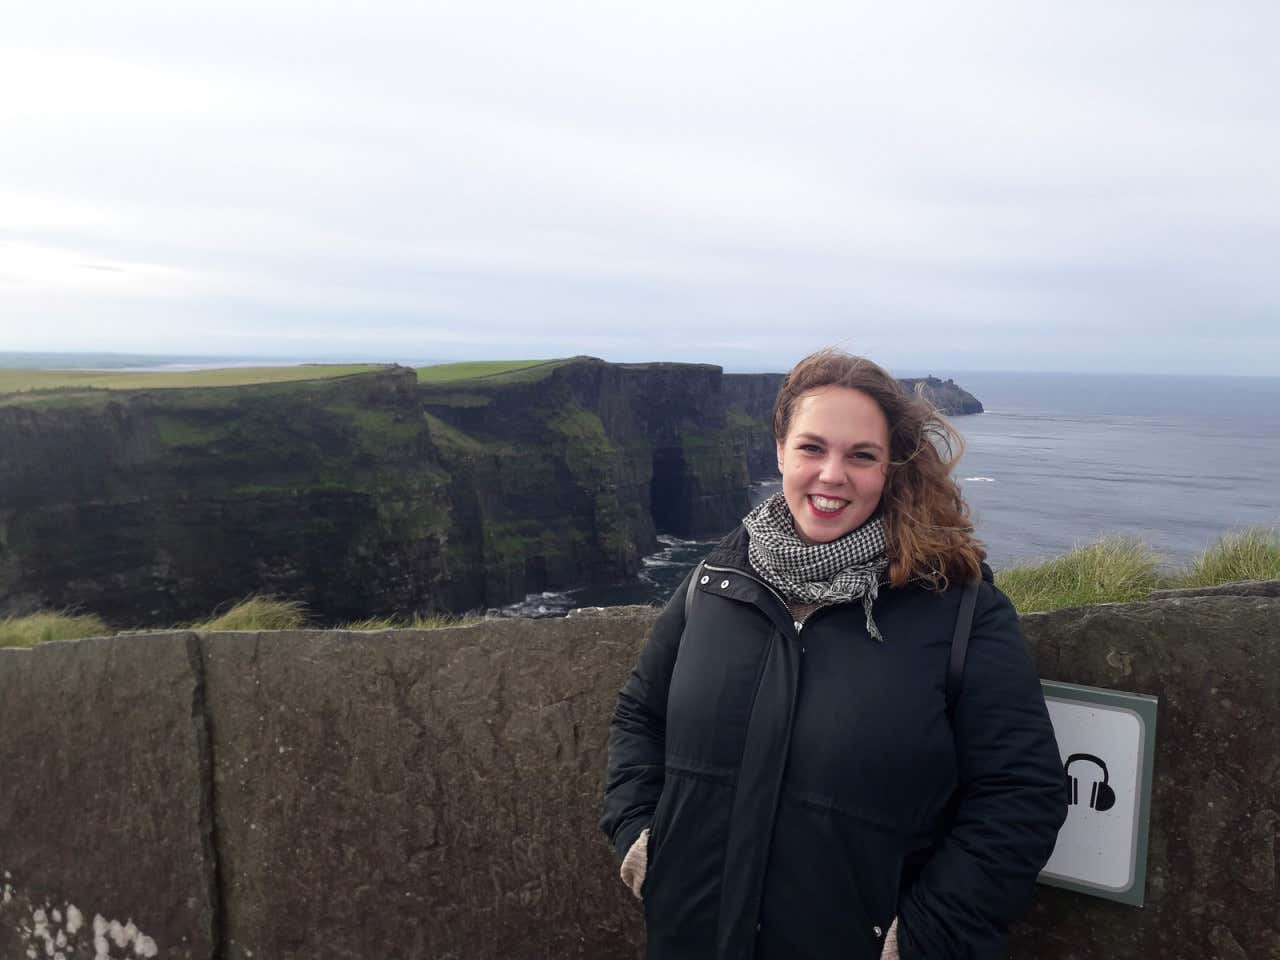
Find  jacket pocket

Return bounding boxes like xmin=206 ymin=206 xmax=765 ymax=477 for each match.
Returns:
xmin=642 ymin=771 xmax=733 ymax=937
xmin=760 ymin=790 xmax=910 ymax=957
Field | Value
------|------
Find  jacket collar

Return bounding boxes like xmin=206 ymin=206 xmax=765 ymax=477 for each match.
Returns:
xmin=703 ymin=524 xmax=752 ymax=572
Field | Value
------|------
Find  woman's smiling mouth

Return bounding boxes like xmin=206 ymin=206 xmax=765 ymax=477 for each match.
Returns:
xmin=807 ymin=494 xmax=849 ymax=516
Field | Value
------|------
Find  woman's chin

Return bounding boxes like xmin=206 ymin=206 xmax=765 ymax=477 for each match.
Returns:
xmin=794 ymin=521 xmax=845 ymax=545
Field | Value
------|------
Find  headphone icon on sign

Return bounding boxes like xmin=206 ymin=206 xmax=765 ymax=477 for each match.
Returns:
xmin=1065 ymin=753 xmax=1116 ymax=812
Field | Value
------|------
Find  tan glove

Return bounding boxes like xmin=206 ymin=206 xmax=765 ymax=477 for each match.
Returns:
xmin=879 ymin=917 xmax=899 ymax=960
xmin=620 ymin=827 xmax=649 ymax=899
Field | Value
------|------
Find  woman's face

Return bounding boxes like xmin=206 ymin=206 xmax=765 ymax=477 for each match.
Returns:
xmin=776 ymin=386 xmax=891 ymax=544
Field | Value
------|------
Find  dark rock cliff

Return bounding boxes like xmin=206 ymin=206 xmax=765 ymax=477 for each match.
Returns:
xmin=0 ymin=368 xmax=451 ymax=625
xmin=0 ymin=359 xmax=980 ymax=625
xmin=420 ymin=358 xmax=748 ymax=611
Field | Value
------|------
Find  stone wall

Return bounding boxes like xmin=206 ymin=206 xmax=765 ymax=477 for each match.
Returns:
xmin=2 ymin=586 xmax=1277 ymax=959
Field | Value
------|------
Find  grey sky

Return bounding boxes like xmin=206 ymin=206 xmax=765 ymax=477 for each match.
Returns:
xmin=2 ymin=0 xmax=1277 ymax=373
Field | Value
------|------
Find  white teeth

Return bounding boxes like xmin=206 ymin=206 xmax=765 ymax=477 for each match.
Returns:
xmin=809 ymin=495 xmax=848 ymax=511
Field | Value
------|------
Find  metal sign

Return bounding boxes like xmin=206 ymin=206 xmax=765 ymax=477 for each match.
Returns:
xmin=1038 ymin=680 xmax=1158 ymax=906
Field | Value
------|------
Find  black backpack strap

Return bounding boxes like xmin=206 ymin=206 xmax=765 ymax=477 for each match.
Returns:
xmin=946 ymin=579 xmax=982 ymax=717
xmin=684 ymin=561 xmax=704 ymax=625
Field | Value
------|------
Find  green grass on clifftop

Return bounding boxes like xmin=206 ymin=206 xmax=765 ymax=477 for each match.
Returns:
xmin=192 ymin=595 xmax=309 ymax=631
xmin=340 ymin=613 xmax=480 ymax=630
xmin=0 ymin=611 xmax=110 ymax=648
xmin=995 ymin=527 xmax=1280 ymax=612
xmin=0 ymin=365 xmax=385 ymax=397
xmin=995 ymin=538 xmax=1160 ymax=612
xmin=1182 ymin=528 xmax=1280 ymax=586
xmin=415 ymin=359 xmax=560 ymax=383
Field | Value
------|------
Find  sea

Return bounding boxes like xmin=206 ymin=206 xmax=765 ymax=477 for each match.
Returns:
xmin=5 ymin=354 xmax=1277 ymax=617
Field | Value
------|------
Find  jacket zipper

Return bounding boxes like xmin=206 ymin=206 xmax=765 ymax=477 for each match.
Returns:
xmin=700 ymin=562 xmax=805 ymax=636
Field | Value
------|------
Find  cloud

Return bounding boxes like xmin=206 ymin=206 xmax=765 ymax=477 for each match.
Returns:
xmin=1 ymin=0 xmax=1277 ymax=373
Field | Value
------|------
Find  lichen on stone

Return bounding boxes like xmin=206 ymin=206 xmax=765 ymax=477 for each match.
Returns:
xmin=0 ymin=871 xmax=161 ymax=960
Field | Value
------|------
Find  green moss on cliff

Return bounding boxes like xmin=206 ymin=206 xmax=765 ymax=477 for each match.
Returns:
xmin=549 ymin=407 xmax=615 ymax=475
xmin=726 ymin=407 xmax=761 ymax=431
xmin=423 ymin=412 xmax=514 ymax=454
xmin=152 ymin=414 xmax=232 ymax=448
xmin=419 ymin=391 xmax=493 ymax=408
xmin=327 ymin=403 xmax=424 ymax=450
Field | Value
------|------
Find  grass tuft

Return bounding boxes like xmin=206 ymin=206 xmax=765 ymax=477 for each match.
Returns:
xmin=996 ymin=537 xmax=1162 ymax=613
xmin=0 ymin=611 xmax=110 ymax=648
xmin=192 ymin=595 xmax=309 ymax=631
xmin=1178 ymin=528 xmax=1280 ymax=587
xmin=340 ymin=612 xmax=479 ymax=630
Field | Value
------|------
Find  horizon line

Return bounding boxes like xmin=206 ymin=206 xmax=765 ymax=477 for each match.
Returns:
xmin=1 ymin=349 xmax=1276 ymax=380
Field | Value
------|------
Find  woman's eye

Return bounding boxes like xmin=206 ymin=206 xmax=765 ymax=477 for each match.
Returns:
xmin=850 ymin=451 xmax=878 ymax=462
xmin=798 ymin=443 xmax=823 ymax=454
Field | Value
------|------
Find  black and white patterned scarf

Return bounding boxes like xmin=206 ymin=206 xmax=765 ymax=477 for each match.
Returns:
xmin=741 ymin=492 xmax=890 ymax=642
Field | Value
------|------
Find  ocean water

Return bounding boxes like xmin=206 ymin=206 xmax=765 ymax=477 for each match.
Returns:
xmin=950 ymin=371 xmax=1280 ymax=570
xmin=502 ymin=371 xmax=1280 ymax=615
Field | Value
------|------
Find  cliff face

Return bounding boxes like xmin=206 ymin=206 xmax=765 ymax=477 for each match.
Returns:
xmin=722 ymin=373 xmax=786 ymax=478
xmin=0 ymin=368 xmax=451 ymax=624
xmin=0 ymin=359 xmax=980 ymax=624
xmin=420 ymin=360 xmax=657 ymax=611
xmin=420 ymin=358 xmax=748 ymax=610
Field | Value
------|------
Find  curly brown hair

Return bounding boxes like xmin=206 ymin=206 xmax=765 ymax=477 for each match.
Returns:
xmin=772 ymin=348 xmax=985 ymax=590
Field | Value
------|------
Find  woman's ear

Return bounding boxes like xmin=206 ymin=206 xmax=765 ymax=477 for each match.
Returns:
xmin=775 ymin=439 xmax=785 ymax=474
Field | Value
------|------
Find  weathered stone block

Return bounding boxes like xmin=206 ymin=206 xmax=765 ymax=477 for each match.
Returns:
xmin=200 ymin=617 xmax=650 ymax=960
xmin=1148 ymin=579 xmax=1280 ymax=600
xmin=0 ymin=633 xmax=216 ymax=960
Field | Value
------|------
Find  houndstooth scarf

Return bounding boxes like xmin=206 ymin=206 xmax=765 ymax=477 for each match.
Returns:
xmin=741 ymin=492 xmax=890 ymax=642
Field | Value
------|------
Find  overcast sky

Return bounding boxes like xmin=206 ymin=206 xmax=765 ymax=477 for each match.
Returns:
xmin=2 ymin=0 xmax=1277 ymax=374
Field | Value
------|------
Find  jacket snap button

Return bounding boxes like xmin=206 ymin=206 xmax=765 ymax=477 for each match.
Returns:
xmin=699 ymin=575 xmax=710 ymax=585
xmin=873 ymin=925 xmax=883 ymax=938
xmin=719 ymin=579 xmax=730 ymax=588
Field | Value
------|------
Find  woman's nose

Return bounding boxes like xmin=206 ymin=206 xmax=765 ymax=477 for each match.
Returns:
xmin=817 ymin=455 xmax=844 ymax=484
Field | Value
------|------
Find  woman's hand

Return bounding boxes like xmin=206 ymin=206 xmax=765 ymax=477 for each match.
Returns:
xmin=879 ymin=917 xmax=899 ymax=960
xmin=620 ymin=827 xmax=650 ymax=899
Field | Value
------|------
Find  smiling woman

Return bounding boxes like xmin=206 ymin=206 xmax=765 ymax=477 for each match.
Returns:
xmin=602 ymin=348 xmax=1067 ymax=960
xmin=775 ymin=384 xmax=890 ymax=544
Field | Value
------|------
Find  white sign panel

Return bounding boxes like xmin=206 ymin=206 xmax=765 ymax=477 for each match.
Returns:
xmin=1038 ymin=681 xmax=1158 ymax=906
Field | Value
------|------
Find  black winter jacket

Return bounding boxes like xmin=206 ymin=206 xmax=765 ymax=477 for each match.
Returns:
xmin=601 ymin=526 xmax=1067 ymax=960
